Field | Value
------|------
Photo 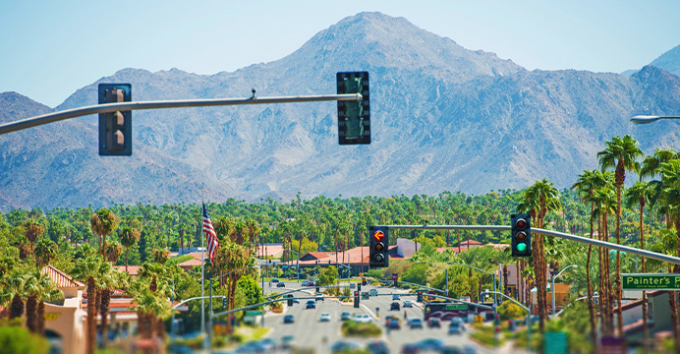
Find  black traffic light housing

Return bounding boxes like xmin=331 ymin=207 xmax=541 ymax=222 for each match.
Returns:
xmin=286 ymin=295 xmax=293 ymax=307
xmin=337 ymin=71 xmax=370 ymax=145
xmin=98 ymin=83 xmax=132 ymax=156
xmin=511 ymin=214 xmax=532 ymax=257
xmin=222 ymin=297 xmax=227 ymax=308
xmin=369 ymin=226 xmax=389 ymax=268
xmin=357 ymin=283 xmax=361 ymax=291
xmin=354 ymin=291 xmax=360 ymax=308
xmin=417 ymin=291 xmax=423 ymax=302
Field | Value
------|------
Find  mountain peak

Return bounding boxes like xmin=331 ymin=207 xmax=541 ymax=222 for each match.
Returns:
xmin=650 ymin=44 xmax=680 ymax=77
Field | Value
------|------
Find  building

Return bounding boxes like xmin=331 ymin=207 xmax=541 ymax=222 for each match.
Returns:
xmin=41 ymin=265 xmax=87 ymax=354
xmin=256 ymin=243 xmax=284 ymax=259
xmin=620 ymin=290 xmax=674 ymax=344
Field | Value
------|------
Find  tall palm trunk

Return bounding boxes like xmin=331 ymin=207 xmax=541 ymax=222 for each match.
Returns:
xmin=86 ymin=277 xmax=97 ymax=354
xmin=587 ymin=201 xmax=597 ymax=345
xmin=37 ymin=301 xmax=45 ymax=336
xmin=100 ymin=289 xmax=111 ymax=349
xmin=503 ymin=265 xmax=509 ymax=296
xmin=26 ymin=294 xmax=38 ymax=333
xmin=125 ymin=248 xmax=130 ymax=273
xmin=598 ymin=212 xmax=609 ymax=335
xmin=615 ymin=162 xmax=624 ymax=336
xmin=531 ymin=229 xmax=544 ymax=332
xmin=10 ymin=294 xmax=23 ymax=319
xmin=640 ymin=196 xmax=649 ymax=349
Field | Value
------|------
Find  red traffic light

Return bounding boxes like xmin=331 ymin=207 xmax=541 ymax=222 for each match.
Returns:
xmin=354 ymin=291 xmax=359 ymax=296
xmin=417 ymin=291 xmax=422 ymax=295
xmin=373 ymin=230 xmax=385 ymax=241
xmin=516 ymin=218 xmax=527 ymax=229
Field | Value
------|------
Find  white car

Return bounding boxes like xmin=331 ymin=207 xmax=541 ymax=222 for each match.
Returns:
xmin=320 ymin=313 xmax=331 ymax=322
xmin=353 ymin=314 xmax=371 ymax=323
xmin=316 ymin=293 xmax=324 ymax=301
xmin=369 ymin=289 xmax=378 ymax=296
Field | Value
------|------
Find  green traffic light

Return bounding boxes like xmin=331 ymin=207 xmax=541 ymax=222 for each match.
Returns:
xmin=516 ymin=243 xmax=527 ymax=252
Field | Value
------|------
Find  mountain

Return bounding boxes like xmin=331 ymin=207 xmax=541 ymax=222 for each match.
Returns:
xmin=650 ymin=44 xmax=680 ymax=77
xmin=1 ymin=12 xmax=680 ymax=211
xmin=621 ymin=43 xmax=680 ymax=77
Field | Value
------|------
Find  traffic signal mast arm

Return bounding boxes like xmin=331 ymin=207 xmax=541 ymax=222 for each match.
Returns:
xmin=0 ymin=93 xmax=363 ymax=136
xmin=377 ymin=224 xmax=680 ymax=266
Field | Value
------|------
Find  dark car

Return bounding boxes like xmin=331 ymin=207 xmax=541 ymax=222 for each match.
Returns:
xmin=401 ymin=344 xmax=419 ymax=354
xmin=271 ymin=278 xmax=279 ymax=283
xmin=390 ymin=302 xmax=400 ymax=311
xmin=283 ymin=314 xmax=295 ymax=324
xmin=306 ymin=300 xmax=316 ymax=309
xmin=427 ymin=317 xmax=441 ymax=328
xmin=409 ymin=318 xmax=423 ymax=329
xmin=277 ymin=282 xmax=286 ymax=288
xmin=448 ymin=322 xmax=463 ymax=335
xmin=392 ymin=294 xmax=400 ymax=301
xmin=341 ymin=312 xmax=351 ymax=321
xmin=417 ymin=338 xmax=444 ymax=351
xmin=441 ymin=346 xmax=463 ymax=354
xmin=331 ymin=340 xmax=361 ymax=353
xmin=367 ymin=340 xmax=390 ymax=354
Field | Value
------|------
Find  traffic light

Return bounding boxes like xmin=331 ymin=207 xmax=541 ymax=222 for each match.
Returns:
xmin=222 ymin=297 xmax=227 ymax=308
xmin=98 ymin=83 xmax=132 ymax=156
xmin=354 ymin=291 xmax=360 ymax=308
xmin=286 ymin=295 xmax=293 ymax=307
xmin=357 ymin=283 xmax=361 ymax=291
xmin=511 ymin=213 xmax=532 ymax=257
xmin=417 ymin=291 xmax=423 ymax=302
xmin=336 ymin=71 xmax=370 ymax=145
xmin=369 ymin=226 xmax=389 ymax=268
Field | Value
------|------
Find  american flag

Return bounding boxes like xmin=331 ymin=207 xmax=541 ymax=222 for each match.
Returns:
xmin=203 ymin=203 xmax=219 ymax=264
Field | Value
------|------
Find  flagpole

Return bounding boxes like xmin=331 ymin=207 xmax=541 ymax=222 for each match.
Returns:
xmin=201 ymin=191 xmax=206 ymax=341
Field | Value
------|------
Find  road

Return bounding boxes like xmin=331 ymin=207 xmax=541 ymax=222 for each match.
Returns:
xmin=257 ymin=280 xmax=496 ymax=353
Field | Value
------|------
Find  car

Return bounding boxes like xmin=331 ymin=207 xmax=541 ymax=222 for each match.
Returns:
xmin=417 ymin=338 xmax=444 ymax=351
xmin=276 ymin=282 xmax=285 ymax=288
xmin=461 ymin=345 xmax=476 ymax=354
xmin=320 ymin=313 xmax=331 ymax=322
xmin=409 ymin=318 xmax=423 ymax=329
xmin=385 ymin=315 xmax=401 ymax=329
xmin=316 ymin=293 xmax=324 ymax=301
xmin=306 ymin=300 xmax=316 ymax=309
xmin=280 ymin=335 xmax=295 ymax=349
xmin=271 ymin=278 xmax=279 ymax=283
xmin=427 ymin=317 xmax=441 ymax=328
xmin=392 ymin=294 xmax=400 ymax=300
xmin=367 ymin=340 xmax=390 ymax=354
xmin=354 ymin=314 xmax=372 ymax=323
xmin=331 ymin=340 xmax=361 ymax=353
xmin=284 ymin=314 xmax=295 ymax=324
xmin=292 ymin=298 xmax=300 ymax=304
xmin=450 ymin=317 xmax=465 ymax=330
xmin=441 ymin=346 xmax=463 ymax=354
xmin=390 ymin=302 xmax=401 ymax=311
xmin=341 ymin=312 xmax=351 ymax=321
xmin=258 ymin=338 xmax=276 ymax=351
xmin=370 ymin=289 xmax=378 ymax=296
xmin=403 ymin=300 xmax=413 ymax=308
xmin=401 ymin=344 xmax=419 ymax=354
xmin=448 ymin=322 xmax=463 ymax=335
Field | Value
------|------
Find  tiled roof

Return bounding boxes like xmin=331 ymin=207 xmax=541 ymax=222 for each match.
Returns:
xmin=41 ymin=265 xmax=85 ymax=289
xmin=115 ymin=265 xmax=141 ymax=276
xmin=179 ymin=259 xmax=203 ymax=268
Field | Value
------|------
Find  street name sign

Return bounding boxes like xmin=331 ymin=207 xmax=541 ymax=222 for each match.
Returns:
xmin=622 ymin=273 xmax=680 ymax=291
xmin=445 ymin=304 xmax=468 ymax=310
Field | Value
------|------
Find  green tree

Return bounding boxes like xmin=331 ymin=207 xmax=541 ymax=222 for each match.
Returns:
xmin=34 ymin=238 xmax=58 ymax=268
xmin=318 ymin=266 xmax=338 ymax=286
xmin=90 ymin=208 xmax=119 ymax=261
xmin=597 ymin=134 xmax=643 ymax=335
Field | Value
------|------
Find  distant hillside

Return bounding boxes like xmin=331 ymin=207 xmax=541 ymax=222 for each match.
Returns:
xmin=1 ymin=12 xmax=680 ymax=211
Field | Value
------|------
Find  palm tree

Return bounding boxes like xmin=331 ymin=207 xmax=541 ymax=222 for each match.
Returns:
xmin=571 ymin=169 xmax=599 ymax=345
xmin=597 ymin=134 xmax=643 ymax=335
xmin=119 ymin=226 xmax=141 ymax=272
xmin=71 ymin=255 xmax=107 ymax=354
xmin=104 ymin=240 xmax=124 ymax=263
xmin=23 ymin=220 xmax=46 ymax=253
xmin=129 ymin=283 xmax=172 ymax=354
xmin=139 ymin=262 xmax=166 ymax=293
xmin=151 ymin=248 xmax=169 ymax=264
xmin=34 ymin=238 xmax=58 ymax=268
xmin=624 ymin=180 xmax=654 ymax=347
xmin=90 ymin=208 xmax=119 ymax=261
xmin=36 ymin=281 xmax=63 ymax=336
xmin=24 ymin=271 xmax=51 ymax=333
xmin=591 ymin=176 xmax=617 ymax=335
xmin=97 ymin=264 xmax=124 ymax=349
xmin=493 ymin=247 xmax=514 ymax=296
xmin=1 ymin=271 xmax=29 ymax=320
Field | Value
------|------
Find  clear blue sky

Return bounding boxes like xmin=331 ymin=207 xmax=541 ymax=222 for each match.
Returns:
xmin=1 ymin=0 xmax=679 ymax=108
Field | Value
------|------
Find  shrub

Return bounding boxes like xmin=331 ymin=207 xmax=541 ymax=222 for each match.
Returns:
xmin=365 ymin=269 xmax=382 ymax=279
xmin=0 ymin=324 xmax=49 ymax=354
xmin=341 ymin=321 xmax=382 ymax=337
xmin=497 ymin=301 xmax=524 ymax=320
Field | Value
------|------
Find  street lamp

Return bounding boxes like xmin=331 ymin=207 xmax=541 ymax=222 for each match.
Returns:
xmin=209 ymin=265 xmax=260 ymax=346
xmin=416 ymin=261 xmax=449 ymax=297
xmin=551 ymin=264 xmax=577 ymax=316
xmin=630 ymin=115 xmax=680 ymax=125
